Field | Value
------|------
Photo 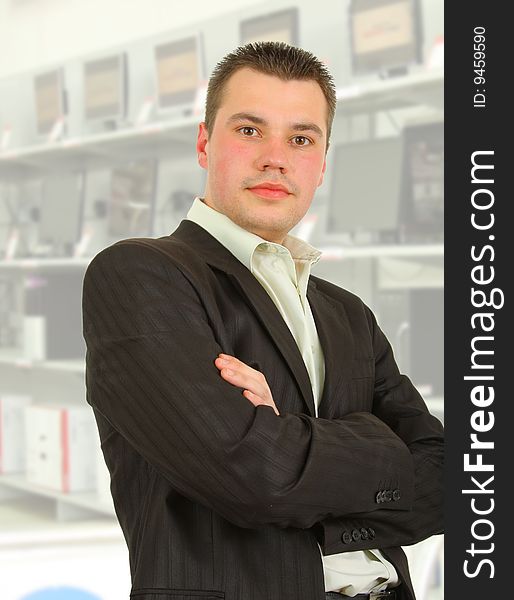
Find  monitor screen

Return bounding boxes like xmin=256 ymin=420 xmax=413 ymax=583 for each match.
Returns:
xmin=34 ymin=69 xmax=65 ymax=136
xmin=155 ymin=37 xmax=201 ymax=110
xmin=108 ymin=160 xmax=157 ymax=238
xmin=327 ymin=137 xmax=403 ymax=237
xmin=349 ymin=0 xmax=422 ymax=76
xmin=240 ymin=8 xmax=299 ymax=45
xmin=84 ymin=54 xmax=126 ymax=121
xmin=39 ymin=173 xmax=84 ymax=256
xmin=399 ymin=121 xmax=444 ymax=241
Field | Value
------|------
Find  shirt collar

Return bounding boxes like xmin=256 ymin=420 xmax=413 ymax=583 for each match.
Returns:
xmin=186 ymin=197 xmax=322 ymax=270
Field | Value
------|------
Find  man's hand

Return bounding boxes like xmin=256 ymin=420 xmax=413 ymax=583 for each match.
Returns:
xmin=214 ymin=354 xmax=280 ymax=415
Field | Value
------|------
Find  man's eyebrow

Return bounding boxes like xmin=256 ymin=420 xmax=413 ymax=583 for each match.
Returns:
xmin=226 ymin=113 xmax=267 ymax=126
xmin=290 ymin=122 xmax=324 ymax=139
xmin=226 ymin=113 xmax=324 ymax=139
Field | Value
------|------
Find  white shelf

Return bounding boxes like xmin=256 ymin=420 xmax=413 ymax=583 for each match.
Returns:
xmin=319 ymin=243 xmax=443 ymax=260
xmin=0 ymin=114 xmax=198 ymax=159
xmin=378 ymin=255 xmax=443 ymax=290
xmin=0 ymin=115 xmax=199 ymax=176
xmin=0 ymin=495 xmax=121 ymax=549
xmin=0 ymin=257 xmax=91 ymax=270
xmin=336 ymin=68 xmax=444 ymax=115
xmin=0 ymin=473 xmax=115 ymax=519
xmin=0 ymin=351 xmax=85 ymax=373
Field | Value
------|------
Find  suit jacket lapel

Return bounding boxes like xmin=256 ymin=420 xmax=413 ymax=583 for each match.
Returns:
xmin=170 ymin=220 xmax=316 ymax=416
xmin=307 ymin=279 xmax=355 ymax=419
xmin=225 ymin=270 xmax=316 ymax=416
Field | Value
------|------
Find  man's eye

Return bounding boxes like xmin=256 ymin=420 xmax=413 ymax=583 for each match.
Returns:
xmin=292 ymin=136 xmax=311 ymax=146
xmin=239 ymin=127 xmax=258 ymax=136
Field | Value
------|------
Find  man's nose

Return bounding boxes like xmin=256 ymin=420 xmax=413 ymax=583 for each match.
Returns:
xmin=254 ymin=139 xmax=289 ymax=173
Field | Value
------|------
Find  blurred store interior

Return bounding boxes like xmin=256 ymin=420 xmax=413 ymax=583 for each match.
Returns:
xmin=0 ymin=0 xmax=443 ymax=598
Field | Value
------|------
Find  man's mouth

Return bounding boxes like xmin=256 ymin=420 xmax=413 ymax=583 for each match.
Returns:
xmin=248 ymin=183 xmax=291 ymax=200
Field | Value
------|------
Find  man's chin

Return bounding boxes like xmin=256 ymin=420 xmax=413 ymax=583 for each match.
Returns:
xmin=241 ymin=218 xmax=294 ymax=244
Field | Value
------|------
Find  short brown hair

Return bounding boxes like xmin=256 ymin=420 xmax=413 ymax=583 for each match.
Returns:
xmin=204 ymin=42 xmax=337 ymax=150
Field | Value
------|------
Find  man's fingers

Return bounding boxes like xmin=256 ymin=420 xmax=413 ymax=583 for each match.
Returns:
xmin=215 ymin=355 xmax=263 ymax=389
xmin=217 ymin=354 xmax=256 ymax=373
xmin=218 ymin=366 xmax=267 ymax=398
xmin=215 ymin=353 xmax=279 ymax=415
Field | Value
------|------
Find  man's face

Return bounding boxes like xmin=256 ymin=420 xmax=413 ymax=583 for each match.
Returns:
xmin=197 ymin=67 xmax=328 ymax=244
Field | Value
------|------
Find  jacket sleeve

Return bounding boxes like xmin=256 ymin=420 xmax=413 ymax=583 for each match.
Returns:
xmin=314 ymin=308 xmax=444 ymax=555
xmin=82 ymin=240 xmax=416 ymax=529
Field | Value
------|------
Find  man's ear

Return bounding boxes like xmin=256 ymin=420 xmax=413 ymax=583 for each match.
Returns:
xmin=197 ymin=122 xmax=209 ymax=170
xmin=317 ymin=156 xmax=327 ymax=187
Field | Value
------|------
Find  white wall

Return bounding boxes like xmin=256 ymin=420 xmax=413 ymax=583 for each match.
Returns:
xmin=0 ymin=0 xmax=266 ymax=78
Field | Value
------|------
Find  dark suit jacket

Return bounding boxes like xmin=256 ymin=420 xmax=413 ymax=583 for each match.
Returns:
xmin=82 ymin=219 xmax=444 ymax=600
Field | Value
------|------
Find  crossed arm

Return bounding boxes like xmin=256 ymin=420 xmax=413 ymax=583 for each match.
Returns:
xmin=215 ymin=351 xmax=443 ymax=554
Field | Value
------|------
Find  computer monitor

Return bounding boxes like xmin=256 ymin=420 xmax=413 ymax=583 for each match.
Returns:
xmin=39 ymin=172 xmax=85 ymax=257
xmin=349 ymin=0 xmax=422 ymax=77
xmin=155 ymin=36 xmax=203 ymax=112
xmin=83 ymin=53 xmax=127 ymax=122
xmin=326 ymin=136 xmax=404 ymax=242
xmin=34 ymin=69 xmax=66 ymax=136
xmin=108 ymin=160 xmax=157 ymax=239
xmin=398 ymin=121 xmax=443 ymax=242
xmin=240 ymin=8 xmax=299 ymax=45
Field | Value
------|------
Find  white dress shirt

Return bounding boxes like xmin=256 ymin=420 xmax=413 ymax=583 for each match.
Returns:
xmin=186 ymin=197 xmax=398 ymax=595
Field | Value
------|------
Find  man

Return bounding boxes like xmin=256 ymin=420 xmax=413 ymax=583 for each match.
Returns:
xmin=82 ymin=42 xmax=443 ymax=600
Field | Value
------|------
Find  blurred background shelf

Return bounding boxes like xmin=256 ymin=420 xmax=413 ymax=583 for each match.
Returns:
xmin=0 ymin=353 xmax=85 ymax=373
xmin=0 ymin=257 xmax=90 ymax=270
xmin=336 ymin=67 xmax=443 ymax=115
xmin=0 ymin=474 xmax=115 ymax=520
xmin=318 ymin=243 xmax=443 ymax=259
xmin=0 ymin=495 xmax=118 ymax=548
xmin=0 ymin=116 xmax=201 ymax=178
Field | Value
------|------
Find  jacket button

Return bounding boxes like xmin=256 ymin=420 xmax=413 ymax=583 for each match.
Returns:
xmin=367 ymin=527 xmax=376 ymax=540
xmin=360 ymin=528 xmax=369 ymax=540
xmin=341 ymin=531 xmax=353 ymax=544
xmin=352 ymin=529 xmax=361 ymax=541
xmin=384 ymin=490 xmax=392 ymax=502
xmin=393 ymin=489 xmax=401 ymax=501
